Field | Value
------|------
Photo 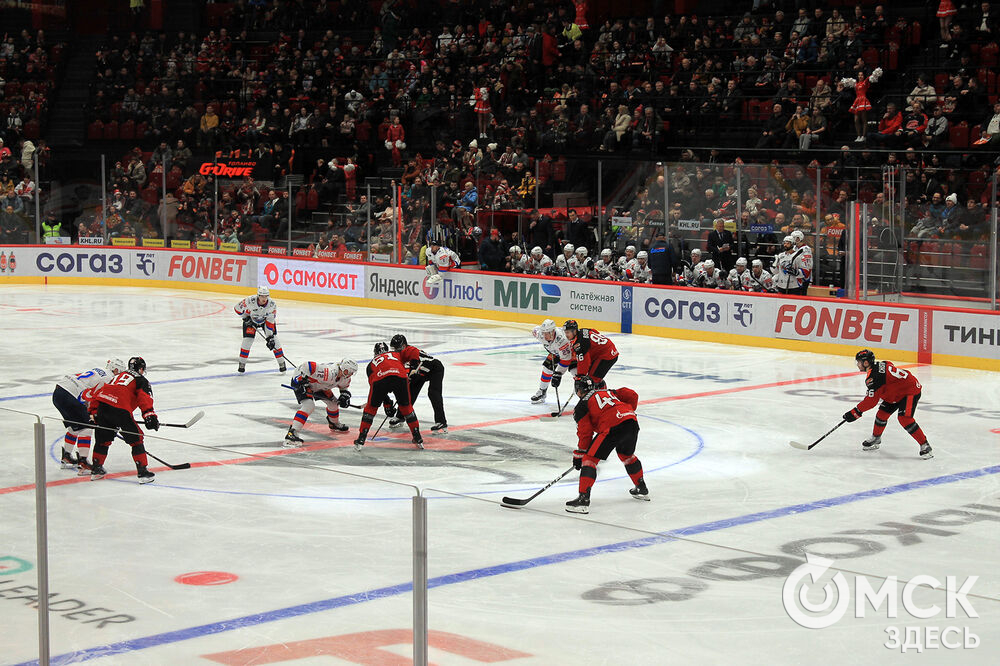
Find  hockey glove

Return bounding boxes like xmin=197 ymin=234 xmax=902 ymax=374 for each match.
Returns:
xmin=550 ymin=372 xmax=562 ymax=388
xmin=338 ymin=390 xmax=352 ymax=408
xmin=265 ymin=336 xmax=276 ymax=350
xmin=384 ymin=401 xmax=396 ymax=418
xmin=144 ymin=414 xmax=160 ymax=431
xmin=572 ymin=449 xmax=586 ymax=471
xmin=842 ymin=409 xmax=861 ymax=423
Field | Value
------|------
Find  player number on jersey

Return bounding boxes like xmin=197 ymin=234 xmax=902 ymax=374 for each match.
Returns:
xmin=110 ymin=372 xmax=135 ymax=387
xmin=590 ymin=333 xmax=609 ymax=345
xmin=594 ymin=393 xmax=618 ymax=409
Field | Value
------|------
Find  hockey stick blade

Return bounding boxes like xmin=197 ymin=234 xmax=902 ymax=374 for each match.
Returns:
xmin=162 ymin=410 xmax=205 ymax=429
xmin=789 ymin=419 xmax=847 ymax=451
xmin=147 ymin=452 xmax=191 ymax=470
xmin=788 ymin=440 xmax=811 ymax=450
xmin=500 ymin=467 xmax=575 ymax=508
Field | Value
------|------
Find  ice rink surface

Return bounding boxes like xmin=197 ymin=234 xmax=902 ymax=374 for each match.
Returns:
xmin=1 ymin=285 xmax=998 ymax=665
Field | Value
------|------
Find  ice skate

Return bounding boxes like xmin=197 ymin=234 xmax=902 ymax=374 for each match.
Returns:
xmin=862 ymin=435 xmax=881 ymax=451
xmin=353 ymin=436 xmax=366 ymax=451
xmin=60 ymin=450 xmax=78 ymax=470
xmin=278 ymin=361 xmax=287 ymax=372
xmin=238 ymin=362 xmax=246 ymax=373
xmin=412 ymin=431 xmax=424 ymax=449
xmin=136 ymin=465 xmax=155 ymax=484
xmin=76 ymin=459 xmax=93 ymax=476
xmin=565 ymin=492 xmax=591 ymax=514
xmin=629 ymin=480 xmax=650 ymax=501
xmin=920 ymin=443 xmax=934 ymax=459
xmin=530 ymin=388 xmax=547 ymax=404
xmin=284 ymin=427 xmax=304 ymax=447
xmin=388 ymin=416 xmax=404 ymax=428
xmin=430 ymin=422 xmax=448 ymax=432
xmin=328 ymin=421 xmax=349 ymax=432
xmin=90 ymin=463 xmax=107 ymax=481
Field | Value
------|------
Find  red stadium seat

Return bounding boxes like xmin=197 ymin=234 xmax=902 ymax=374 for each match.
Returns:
xmin=103 ymin=120 xmax=119 ymax=140
xmin=88 ymin=120 xmax=103 ymax=141
xmin=23 ymin=119 xmax=39 ymax=140
xmin=119 ymin=119 xmax=135 ymax=140
xmin=306 ymin=187 xmax=319 ymax=210
xmin=949 ymin=122 xmax=969 ymax=149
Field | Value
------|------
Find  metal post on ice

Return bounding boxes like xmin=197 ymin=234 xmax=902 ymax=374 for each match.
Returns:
xmin=412 ymin=493 xmax=428 ymax=666
xmin=213 ymin=155 xmax=219 ymax=244
xmin=365 ymin=183 xmax=372 ymax=261
xmin=33 ymin=419 xmax=50 ymax=665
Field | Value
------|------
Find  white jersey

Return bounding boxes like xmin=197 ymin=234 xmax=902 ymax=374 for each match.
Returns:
xmin=568 ymin=255 xmax=592 ymax=278
xmin=793 ymin=244 xmax=813 ymax=286
xmin=235 ymin=295 xmax=277 ymax=327
xmin=57 ymin=367 xmax=113 ymax=397
xmin=531 ymin=325 xmax=574 ymax=371
xmin=554 ymin=253 xmax=575 ymax=276
xmin=593 ymin=258 xmax=617 ymax=280
xmin=727 ymin=268 xmax=750 ymax=290
xmin=744 ymin=268 xmax=775 ymax=292
xmin=509 ymin=253 xmax=528 ymax=272
xmin=693 ymin=267 xmax=725 ymax=289
xmin=617 ymin=255 xmax=636 ymax=274
xmin=681 ymin=260 xmax=704 ymax=285
xmin=629 ymin=261 xmax=652 ymax=283
xmin=525 ymin=253 xmax=553 ymax=275
xmin=771 ymin=250 xmax=800 ymax=290
xmin=293 ymin=361 xmax=352 ymax=393
xmin=427 ymin=246 xmax=461 ymax=271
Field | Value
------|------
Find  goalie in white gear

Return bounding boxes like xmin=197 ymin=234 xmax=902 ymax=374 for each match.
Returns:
xmin=628 ymin=250 xmax=653 ymax=283
xmin=507 ymin=245 xmax=528 ymax=273
xmin=525 ymin=246 xmax=553 ymax=275
xmin=593 ymin=249 xmax=618 ymax=280
xmin=727 ymin=257 xmax=750 ymax=290
xmin=554 ymin=243 xmax=575 ymax=276
xmin=235 ymin=286 xmax=287 ymax=373
xmin=52 ymin=358 xmax=126 ymax=470
xmin=530 ymin=318 xmax=575 ymax=403
xmin=284 ymin=359 xmax=359 ymax=445
xmin=745 ymin=258 xmax=775 ymax=292
xmin=693 ymin=259 xmax=725 ymax=288
xmin=425 ymin=237 xmax=461 ymax=282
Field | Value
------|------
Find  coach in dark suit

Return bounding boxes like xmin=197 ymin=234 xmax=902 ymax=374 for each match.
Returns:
xmin=707 ymin=218 xmax=736 ymax=272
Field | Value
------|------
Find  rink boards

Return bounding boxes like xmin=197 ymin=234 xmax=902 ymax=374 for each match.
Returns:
xmin=1 ymin=245 xmax=997 ymax=370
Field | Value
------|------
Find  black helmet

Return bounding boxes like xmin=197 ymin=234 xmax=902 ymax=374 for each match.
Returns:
xmin=374 ymin=342 xmax=389 ymax=355
xmin=128 ymin=356 xmax=146 ymax=374
xmin=575 ymin=375 xmax=596 ymax=396
xmin=855 ymin=349 xmax=875 ymax=367
xmin=563 ymin=319 xmax=579 ymax=333
xmin=390 ymin=334 xmax=407 ymax=351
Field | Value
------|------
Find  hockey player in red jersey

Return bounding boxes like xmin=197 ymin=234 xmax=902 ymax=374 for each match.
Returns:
xmin=389 ymin=333 xmax=448 ymax=431
xmin=843 ymin=349 xmax=932 ymax=459
xmin=566 ymin=376 xmax=648 ymax=513
xmin=86 ymin=356 xmax=159 ymax=483
xmin=354 ymin=342 xmax=423 ymax=450
xmin=563 ymin=320 xmax=619 ymax=386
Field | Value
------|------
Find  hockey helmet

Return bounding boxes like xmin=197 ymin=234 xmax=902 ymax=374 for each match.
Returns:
xmin=562 ymin=243 xmax=575 ymax=255
xmin=637 ymin=251 xmax=648 ymax=260
xmin=790 ymin=230 xmax=804 ymax=243
xmin=575 ymin=246 xmax=588 ymax=257
xmin=390 ymin=334 xmax=407 ymax=351
xmin=339 ymin=359 xmax=359 ymax=376
xmin=575 ymin=375 xmax=597 ymax=397
xmin=625 ymin=245 xmax=637 ymax=255
xmin=510 ymin=245 xmax=523 ymax=255
xmin=691 ymin=248 xmax=702 ymax=257
xmin=783 ymin=235 xmax=794 ymax=245
xmin=600 ymin=248 xmax=612 ymax=258
xmin=128 ymin=357 xmax=146 ymax=374
xmin=855 ymin=349 xmax=875 ymax=367
xmin=703 ymin=259 xmax=715 ymax=270
xmin=736 ymin=257 xmax=748 ymax=267
xmin=531 ymin=246 xmax=543 ymax=257
xmin=257 ymin=285 xmax=270 ymax=298
xmin=106 ymin=358 xmax=127 ymax=374
xmin=539 ymin=319 xmax=556 ymax=334
xmin=563 ymin=319 xmax=579 ymax=334
xmin=374 ymin=342 xmax=389 ymax=355
xmin=751 ymin=259 xmax=763 ymax=268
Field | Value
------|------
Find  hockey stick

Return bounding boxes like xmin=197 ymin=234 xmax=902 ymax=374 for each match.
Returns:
xmin=539 ymin=393 xmax=577 ymax=421
xmin=255 ymin=327 xmax=293 ymax=368
xmin=160 ymin=411 xmax=205 ymax=429
xmin=789 ymin=419 xmax=847 ymax=451
xmin=146 ymin=451 xmax=192 ymax=470
xmin=370 ymin=402 xmax=397 ymax=440
xmin=501 ymin=467 xmax=575 ymax=508
xmin=280 ymin=385 xmax=364 ymax=409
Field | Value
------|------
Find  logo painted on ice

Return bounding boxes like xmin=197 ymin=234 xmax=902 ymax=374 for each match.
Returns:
xmin=733 ymin=303 xmax=753 ymax=328
xmin=782 ymin=554 xmax=851 ymax=629
xmin=135 ymin=252 xmax=156 ymax=276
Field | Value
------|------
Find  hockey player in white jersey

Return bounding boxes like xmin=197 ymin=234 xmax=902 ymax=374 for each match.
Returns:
xmin=525 ymin=246 xmax=553 ymax=275
xmin=425 ymin=237 xmax=461 ymax=282
xmin=693 ymin=259 xmax=725 ymax=288
xmin=680 ymin=248 xmax=706 ymax=285
xmin=554 ymin=243 xmax=575 ymax=276
xmin=593 ymin=249 xmax=617 ymax=280
xmin=52 ymin=358 xmax=127 ymax=470
xmin=616 ymin=245 xmax=637 ymax=275
xmin=627 ymin=250 xmax=653 ymax=283
xmin=571 ymin=246 xmax=594 ymax=278
xmin=727 ymin=257 xmax=750 ymax=290
xmin=530 ymin=318 xmax=575 ymax=403
xmin=745 ymin=258 xmax=775 ymax=292
xmin=235 ymin=286 xmax=287 ymax=373
xmin=507 ymin=245 xmax=528 ymax=272
xmin=771 ymin=236 xmax=803 ymax=294
xmin=790 ymin=229 xmax=813 ymax=295
xmin=284 ymin=359 xmax=359 ymax=446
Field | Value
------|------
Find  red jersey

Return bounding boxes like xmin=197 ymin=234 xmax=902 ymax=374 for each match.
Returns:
xmin=397 ymin=345 xmax=435 ymax=373
xmin=91 ymin=371 xmax=156 ymax=418
xmin=855 ymin=361 xmax=922 ymax=412
xmin=573 ymin=328 xmax=619 ymax=376
xmin=574 ymin=387 xmax=639 ymax=449
xmin=366 ymin=351 xmax=408 ymax=381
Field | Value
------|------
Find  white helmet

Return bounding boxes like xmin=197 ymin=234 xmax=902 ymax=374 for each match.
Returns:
xmin=736 ymin=257 xmax=748 ymax=267
xmin=637 ymin=250 xmax=648 ymax=260
xmin=704 ymin=259 xmax=715 ymax=270
xmin=691 ymin=248 xmax=702 ymax=257
xmin=576 ymin=247 xmax=588 ymax=257
xmin=783 ymin=235 xmax=794 ymax=245
xmin=257 ymin=285 xmax=270 ymax=298
xmin=539 ymin=319 xmax=556 ymax=334
xmin=563 ymin=243 xmax=575 ymax=255
xmin=751 ymin=258 xmax=763 ymax=268
xmin=600 ymin=248 xmax=612 ymax=258
xmin=626 ymin=245 xmax=636 ymax=254
xmin=339 ymin=359 xmax=359 ymax=376
xmin=510 ymin=245 xmax=522 ymax=255
xmin=790 ymin=230 xmax=804 ymax=243
xmin=531 ymin=246 xmax=543 ymax=256
xmin=106 ymin=358 xmax=127 ymax=374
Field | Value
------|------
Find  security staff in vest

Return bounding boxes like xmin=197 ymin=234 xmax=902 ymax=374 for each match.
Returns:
xmin=42 ymin=211 xmax=62 ymax=241
xmin=647 ymin=227 xmax=676 ymax=285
